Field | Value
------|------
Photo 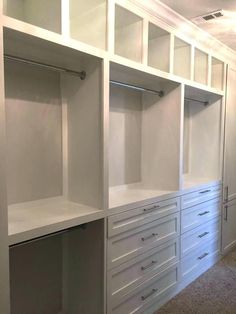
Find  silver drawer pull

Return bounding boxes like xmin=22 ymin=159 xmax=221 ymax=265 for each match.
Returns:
xmin=199 ymin=189 xmax=211 ymax=194
xmin=198 ymin=211 xmax=210 ymax=216
xmin=141 ymin=288 xmax=158 ymax=301
xmin=198 ymin=232 xmax=209 ymax=238
xmin=141 ymin=233 xmax=158 ymax=242
xmin=143 ymin=205 xmax=160 ymax=212
xmin=141 ymin=260 xmax=157 ymax=271
xmin=198 ymin=252 xmax=209 ymax=260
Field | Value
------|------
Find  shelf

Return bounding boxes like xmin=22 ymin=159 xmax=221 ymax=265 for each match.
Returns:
xmin=183 ymin=175 xmax=221 ymax=191
xmin=183 ymin=85 xmax=223 ymax=188
xmin=148 ymin=22 xmax=170 ymax=72
xmin=115 ymin=5 xmax=143 ymax=63
xmin=8 ymin=197 xmax=104 ymax=245
xmin=211 ymin=57 xmax=224 ymax=91
xmin=109 ymin=184 xmax=175 ymax=209
xmin=69 ymin=0 xmax=107 ymax=49
xmin=194 ymin=48 xmax=208 ymax=85
xmin=174 ymin=37 xmax=191 ymax=79
xmin=3 ymin=0 xmax=61 ymax=34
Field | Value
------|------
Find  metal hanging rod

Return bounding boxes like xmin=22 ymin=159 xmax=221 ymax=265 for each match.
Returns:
xmin=110 ymin=80 xmax=164 ymax=97
xmin=4 ymin=54 xmax=86 ymax=80
xmin=185 ymin=97 xmax=209 ymax=106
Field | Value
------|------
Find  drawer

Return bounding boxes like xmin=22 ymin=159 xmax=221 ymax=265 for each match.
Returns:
xmin=181 ymin=185 xmax=221 ymax=209
xmin=108 ymin=198 xmax=180 ymax=237
xmin=108 ymin=238 xmax=179 ymax=302
xmin=181 ymin=217 xmax=221 ymax=257
xmin=109 ymin=263 xmax=179 ymax=314
xmin=108 ymin=212 xmax=180 ymax=269
xmin=181 ymin=197 xmax=221 ymax=234
xmin=181 ymin=239 xmax=220 ymax=280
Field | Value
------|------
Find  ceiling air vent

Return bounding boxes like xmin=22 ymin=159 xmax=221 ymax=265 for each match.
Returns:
xmin=192 ymin=10 xmax=224 ymax=25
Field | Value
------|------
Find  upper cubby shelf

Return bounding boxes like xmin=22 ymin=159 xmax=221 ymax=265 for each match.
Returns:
xmin=3 ymin=0 xmax=61 ymax=33
xmin=194 ymin=48 xmax=208 ymax=86
xmin=173 ymin=37 xmax=191 ymax=80
xmin=69 ymin=0 xmax=107 ymax=50
xmin=211 ymin=57 xmax=224 ymax=91
xmin=114 ymin=4 xmax=143 ymax=63
xmin=148 ymin=22 xmax=170 ymax=72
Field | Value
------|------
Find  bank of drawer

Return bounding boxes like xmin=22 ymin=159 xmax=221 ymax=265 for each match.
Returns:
xmin=181 ymin=197 xmax=221 ymax=234
xmin=181 ymin=217 xmax=221 ymax=257
xmin=108 ymin=198 xmax=180 ymax=237
xmin=109 ymin=263 xmax=179 ymax=314
xmin=108 ymin=238 xmax=179 ymax=302
xmin=181 ymin=185 xmax=221 ymax=209
xmin=108 ymin=212 xmax=180 ymax=269
xmin=181 ymin=239 xmax=220 ymax=280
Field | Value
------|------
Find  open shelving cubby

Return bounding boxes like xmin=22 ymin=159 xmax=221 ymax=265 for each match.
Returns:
xmin=183 ymin=85 xmax=223 ymax=189
xmin=3 ymin=0 xmax=61 ymax=34
xmin=148 ymin=22 xmax=170 ymax=72
xmin=114 ymin=5 xmax=143 ymax=63
xmin=211 ymin=57 xmax=224 ymax=91
xmin=4 ymin=28 xmax=104 ymax=245
xmin=69 ymin=0 xmax=107 ymax=50
xmin=10 ymin=220 xmax=104 ymax=314
xmin=109 ymin=63 xmax=182 ymax=209
xmin=174 ymin=37 xmax=191 ymax=79
xmin=194 ymin=48 xmax=208 ymax=85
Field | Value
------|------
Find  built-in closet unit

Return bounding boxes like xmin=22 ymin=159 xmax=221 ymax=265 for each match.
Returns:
xmin=0 ymin=0 xmax=236 ymax=313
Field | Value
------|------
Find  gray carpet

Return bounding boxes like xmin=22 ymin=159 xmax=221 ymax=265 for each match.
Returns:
xmin=155 ymin=248 xmax=236 ymax=314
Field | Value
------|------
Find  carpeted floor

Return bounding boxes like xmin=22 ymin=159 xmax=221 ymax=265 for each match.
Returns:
xmin=155 ymin=248 xmax=236 ymax=314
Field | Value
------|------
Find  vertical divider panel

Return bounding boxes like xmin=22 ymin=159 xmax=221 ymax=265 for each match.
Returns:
xmin=61 ymin=0 xmax=70 ymax=37
xmin=60 ymin=74 xmax=69 ymax=198
xmin=179 ymin=83 xmax=185 ymax=190
xmin=0 ymin=16 xmax=10 ymax=314
xmin=108 ymin=0 xmax=115 ymax=54
xmin=142 ymin=19 xmax=149 ymax=65
xmin=169 ymin=34 xmax=174 ymax=74
xmin=190 ymin=45 xmax=195 ymax=81
xmin=207 ymin=55 xmax=212 ymax=87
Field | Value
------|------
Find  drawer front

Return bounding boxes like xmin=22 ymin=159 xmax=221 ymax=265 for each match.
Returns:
xmin=109 ymin=264 xmax=179 ymax=314
xmin=108 ymin=238 xmax=179 ymax=302
xmin=181 ymin=239 xmax=220 ymax=280
xmin=181 ymin=198 xmax=221 ymax=234
xmin=181 ymin=185 xmax=221 ymax=209
xmin=181 ymin=217 xmax=221 ymax=257
xmin=108 ymin=198 xmax=180 ymax=237
xmin=108 ymin=213 xmax=180 ymax=269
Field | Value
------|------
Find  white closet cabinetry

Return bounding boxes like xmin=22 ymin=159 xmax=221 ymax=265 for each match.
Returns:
xmin=222 ymin=67 xmax=236 ymax=253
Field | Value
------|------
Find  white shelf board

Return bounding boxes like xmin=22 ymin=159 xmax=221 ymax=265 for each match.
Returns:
xmin=8 ymin=197 xmax=105 ymax=245
xmin=109 ymin=183 xmax=177 ymax=211
xmin=182 ymin=175 xmax=221 ymax=191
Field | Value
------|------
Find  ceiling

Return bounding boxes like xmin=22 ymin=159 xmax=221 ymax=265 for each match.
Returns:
xmin=160 ymin=0 xmax=236 ymax=51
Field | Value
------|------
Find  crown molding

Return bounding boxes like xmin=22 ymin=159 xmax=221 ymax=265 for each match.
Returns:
xmin=129 ymin=0 xmax=236 ymax=67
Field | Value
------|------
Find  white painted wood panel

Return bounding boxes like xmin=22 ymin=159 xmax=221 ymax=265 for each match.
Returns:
xmin=108 ymin=197 xmax=180 ymax=237
xmin=108 ymin=238 xmax=179 ymax=303
xmin=108 ymin=212 xmax=180 ymax=268
xmin=181 ymin=184 xmax=221 ymax=209
xmin=222 ymin=198 xmax=236 ymax=254
xmin=181 ymin=197 xmax=221 ymax=234
xmin=109 ymin=263 xmax=179 ymax=314
xmin=181 ymin=217 xmax=221 ymax=257
xmin=223 ymin=67 xmax=236 ymax=202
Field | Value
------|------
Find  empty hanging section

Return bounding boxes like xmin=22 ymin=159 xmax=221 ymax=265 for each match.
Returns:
xmin=109 ymin=62 xmax=182 ymax=209
xmin=183 ymin=85 xmax=223 ymax=189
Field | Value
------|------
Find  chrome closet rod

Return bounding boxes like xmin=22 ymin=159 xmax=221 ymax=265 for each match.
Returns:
xmin=185 ymin=97 xmax=209 ymax=106
xmin=110 ymin=80 xmax=164 ymax=97
xmin=4 ymin=54 xmax=86 ymax=80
